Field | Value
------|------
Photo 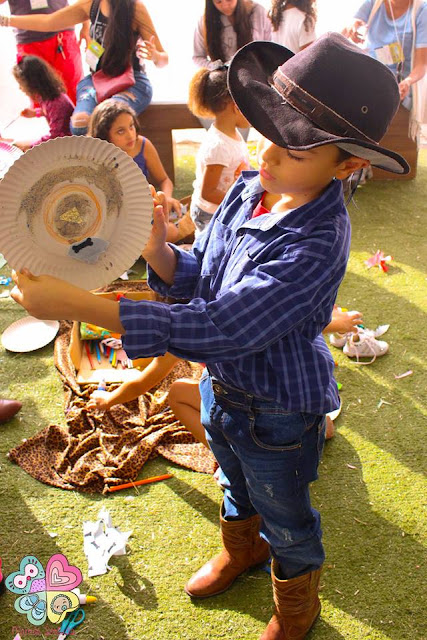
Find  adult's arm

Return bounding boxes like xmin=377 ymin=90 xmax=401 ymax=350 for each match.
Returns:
xmin=251 ymin=2 xmax=272 ymax=41
xmin=134 ymin=0 xmax=168 ymax=67
xmin=342 ymin=0 xmax=373 ymax=42
xmin=399 ymin=46 xmax=427 ymax=99
xmin=5 ymin=0 xmax=89 ymax=32
xmin=192 ymin=15 xmax=211 ymax=68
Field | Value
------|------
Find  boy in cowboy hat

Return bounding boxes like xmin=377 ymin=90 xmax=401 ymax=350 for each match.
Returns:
xmin=12 ymin=32 xmax=408 ymax=640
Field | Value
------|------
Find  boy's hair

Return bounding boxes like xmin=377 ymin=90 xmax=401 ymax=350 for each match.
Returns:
xmin=88 ymin=99 xmax=141 ymax=141
xmin=12 ymin=55 xmax=65 ymax=102
xmin=205 ymin=0 xmax=253 ymax=62
xmin=188 ymin=66 xmax=231 ymax=118
xmin=336 ymin=147 xmax=353 ymax=163
xmin=269 ymin=0 xmax=317 ymax=32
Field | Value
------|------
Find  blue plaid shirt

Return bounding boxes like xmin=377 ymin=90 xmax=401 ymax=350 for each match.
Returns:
xmin=120 ymin=172 xmax=351 ymax=414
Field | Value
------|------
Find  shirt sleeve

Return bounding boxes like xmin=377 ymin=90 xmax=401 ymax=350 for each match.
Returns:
xmin=121 ymin=244 xmax=343 ymax=363
xmin=354 ymin=0 xmax=375 ymax=23
xmin=251 ymin=3 xmax=272 ymax=41
xmin=415 ymin=5 xmax=427 ymax=47
xmin=31 ymin=99 xmax=68 ymax=146
xmin=193 ymin=15 xmax=210 ymax=68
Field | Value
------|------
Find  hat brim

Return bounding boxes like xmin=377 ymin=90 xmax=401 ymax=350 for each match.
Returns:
xmin=228 ymin=41 xmax=409 ymax=174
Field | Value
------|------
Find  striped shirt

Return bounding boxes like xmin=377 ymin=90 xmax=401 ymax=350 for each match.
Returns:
xmin=120 ymin=172 xmax=351 ymax=414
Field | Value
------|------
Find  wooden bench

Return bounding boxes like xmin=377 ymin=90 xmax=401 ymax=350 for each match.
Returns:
xmin=372 ymin=105 xmax=418 ymax=180
xmin=138 ymin=102 xmax=418 ymax=183
xmin=138 ymin=102 xmax=203 ymax=183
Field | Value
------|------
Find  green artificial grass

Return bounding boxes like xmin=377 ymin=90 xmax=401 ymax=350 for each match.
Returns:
xmin=0 ymin=148 xmax=426 ymax=640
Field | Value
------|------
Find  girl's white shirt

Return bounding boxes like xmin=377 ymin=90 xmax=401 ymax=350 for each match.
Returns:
xmin=270 ymin=6 xmax=316 ymax=53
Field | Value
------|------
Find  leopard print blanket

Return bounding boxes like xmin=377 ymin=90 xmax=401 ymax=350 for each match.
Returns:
xmin=9 ymin=309 xmax=216 ymax=493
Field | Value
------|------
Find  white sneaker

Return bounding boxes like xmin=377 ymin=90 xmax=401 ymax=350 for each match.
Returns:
xmin=329 ymin=332 xmax=348 ymax=348
xmin=343 ymin=328 xmax=389 ymax=364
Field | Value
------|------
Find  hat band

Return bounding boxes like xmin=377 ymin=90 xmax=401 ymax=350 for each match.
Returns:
xmin=272 ymin=70 xmax=378 ymax=145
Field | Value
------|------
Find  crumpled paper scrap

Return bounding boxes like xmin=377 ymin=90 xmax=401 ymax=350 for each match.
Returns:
xmin=365 ymin=250 xmax=392 ymax=272
xmin=83 ymin=508 xmax=132 ymax=577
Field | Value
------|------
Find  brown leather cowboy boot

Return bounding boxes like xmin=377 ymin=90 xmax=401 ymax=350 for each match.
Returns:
xmin=184 ymin=504 xmax=270 ymax=598
xmin=260 ymin=559 xmax=322 ymax=640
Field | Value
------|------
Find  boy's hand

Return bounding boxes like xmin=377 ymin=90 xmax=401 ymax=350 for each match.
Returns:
xmin=11 ymin=269 xmax=82 ymax=320
xmin=142 ymin=187 xmax=169 ymax=259
xmin=87 ymin=390 xmax=111 ymax=412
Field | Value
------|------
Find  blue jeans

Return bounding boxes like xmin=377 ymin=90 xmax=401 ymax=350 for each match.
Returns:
xmin=70 ymin=70 xmax=153 ymax=135
xmin=200 ymin=373 xmax=326 ymax=579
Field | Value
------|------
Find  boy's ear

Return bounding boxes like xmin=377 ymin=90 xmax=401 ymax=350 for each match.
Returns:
xmin=335 ymin=157 xmax=370 ymax=180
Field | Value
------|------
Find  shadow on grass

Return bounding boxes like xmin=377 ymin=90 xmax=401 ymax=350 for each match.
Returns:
xmin=110 ymin=555 xmax=158 ymax=610
xmin=167 ymin=475 xmax=220 ymax=527
xmin=315 ymin=434 xmax=424 ymax=640
xmin=0 ymin=484 xmax=133 ymax=640
xmin=333 ymin=270 xmax=426 ymax=475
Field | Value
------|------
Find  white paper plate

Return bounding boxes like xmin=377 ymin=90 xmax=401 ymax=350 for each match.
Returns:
xmin=0 ymin=136 xmax=152 ymax=289
xmin=1 ymin=316 xmax=60 ymax=352
xmin=0 ymin=141 xmax=23 ymax=180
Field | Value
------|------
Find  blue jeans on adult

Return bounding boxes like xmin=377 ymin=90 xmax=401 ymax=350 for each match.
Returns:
xmin=70 ymin=70 xmax=153 ymax=135
xmin=199 ymin=372 xmax=326 ymax=580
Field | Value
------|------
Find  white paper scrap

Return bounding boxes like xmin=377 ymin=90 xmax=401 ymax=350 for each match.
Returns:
xmin=83 ymin=508 xmax=132 ymax=577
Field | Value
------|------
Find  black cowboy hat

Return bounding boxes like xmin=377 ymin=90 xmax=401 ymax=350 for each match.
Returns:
xmin=228 ymin=32 xmax=409 ymax=174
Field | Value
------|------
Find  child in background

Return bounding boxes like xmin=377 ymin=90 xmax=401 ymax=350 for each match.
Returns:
xmin=270 ymin=0 xmax=317 ymax=52
xmin=87 ymin=352 xmax=209 ymax=447
xmin=329 ymin=304 xmax=389 ymax=363
xmin=88 ymin=100 xmax=182 ymax=243
xmin=3 ymin=55 xmax=74 ymax=151
xmin=11 ymin=34 xmax=408 ymax=639
xmin=188 ymin=64 xmax=250 ymax=235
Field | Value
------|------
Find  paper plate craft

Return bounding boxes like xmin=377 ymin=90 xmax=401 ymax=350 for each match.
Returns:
xmin=0 ymin=136 xmax=152 ymax=289
xmin=1 ymin=315 xmax=60 ymax=352
xmin=0 ymin=141 xmax=23 ymax=180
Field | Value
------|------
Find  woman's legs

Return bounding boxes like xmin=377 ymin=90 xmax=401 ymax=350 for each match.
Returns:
xmin=70 ymin=71 xmax=153 ymax=136
xmin=112 ymin=71 xmax=153 ymax=116
xmin=70 ymin=75 xmax=98 ymax=135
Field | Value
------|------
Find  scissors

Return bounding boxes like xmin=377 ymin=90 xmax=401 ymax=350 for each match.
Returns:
xmin=57 ymin=607 xmax=85 ymax=640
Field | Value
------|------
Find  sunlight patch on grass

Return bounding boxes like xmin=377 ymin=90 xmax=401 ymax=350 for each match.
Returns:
xmin=346 ymin=253 xmax=427 ymax=312
xmin=340 ymin=426 xmax=427 ymax=537
xmin=346 ymin=365 xmax=426 ymax=417
xmin=322 ymin=602 xmax=394 ymax=639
